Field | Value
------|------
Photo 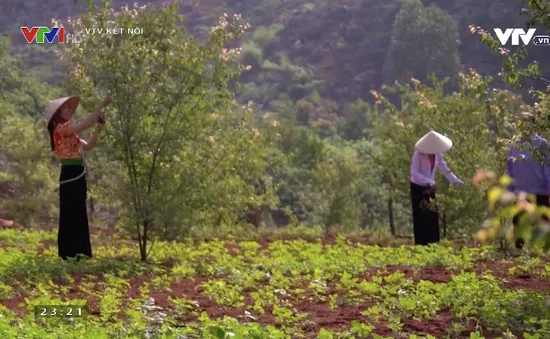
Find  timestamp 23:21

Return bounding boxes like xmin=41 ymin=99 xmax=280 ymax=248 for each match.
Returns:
xmin=34 ymin=305 xmax=87 ymax=318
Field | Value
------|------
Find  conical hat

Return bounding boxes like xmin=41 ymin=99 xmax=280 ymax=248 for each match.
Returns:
xmin=44 ymin=96 xmax=80 ymax=124
xmin=415 ymin=130 xmax=452 ymax=154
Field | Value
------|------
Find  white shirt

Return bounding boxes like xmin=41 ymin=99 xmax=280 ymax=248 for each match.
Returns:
xmin=410 ymin=151 xmax=462 ymax=186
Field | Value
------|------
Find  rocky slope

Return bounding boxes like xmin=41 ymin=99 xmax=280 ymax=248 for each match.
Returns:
xmin=2 ymin=0 xmax=546 ymax=104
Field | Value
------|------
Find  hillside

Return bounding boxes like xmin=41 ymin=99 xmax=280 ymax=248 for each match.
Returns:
xmin=1 ymin=4 xmax=550 ymax=337
xmin=2 ymin=0 xmax=547 ymax=108
xmin=1 ymin=0 xmax=549 ymax=236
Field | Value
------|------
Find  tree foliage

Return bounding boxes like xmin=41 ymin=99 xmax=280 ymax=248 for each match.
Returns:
xmin=0 ymin=114 xmax=57 ymax=227
xmin=367 ymin=71 xmax=519 ymax=236
xmin=58 ymin=1 xmax=276 ymax=260
xmin=474 ymin=0 xmax=550 ymax=248
xmin=385 ymin=0 xmax=461 ymax=85
xmin=0 ymin=37 xmax=63 ymax=227
xmin=258 ymin=118 xmax=388 ymax=231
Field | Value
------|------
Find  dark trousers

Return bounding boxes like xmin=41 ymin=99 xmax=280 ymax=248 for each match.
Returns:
xmin=410 ymin=182 xmax=439 ymax=245
xmin=513 ymin=194 xmax=550 ymax=249
xmin=58 ymin=165 xmax=92 ymax=260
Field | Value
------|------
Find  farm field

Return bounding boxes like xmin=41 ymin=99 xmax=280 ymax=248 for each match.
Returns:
xmin=0 ymin=228 xmax=549 ymax=338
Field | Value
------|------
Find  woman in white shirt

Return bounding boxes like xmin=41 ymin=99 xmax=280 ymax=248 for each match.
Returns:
xmin=410 ymin=131 xmax=463 ymax=245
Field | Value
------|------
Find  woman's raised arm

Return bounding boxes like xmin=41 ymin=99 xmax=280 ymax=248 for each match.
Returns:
xmin=64 ymin=97 xmax=111 ymax=135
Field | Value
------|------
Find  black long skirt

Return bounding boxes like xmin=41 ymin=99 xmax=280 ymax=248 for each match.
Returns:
xmin=410 ymin=182 xmax=440 ymax=245
xmin=513 ymin=194 xmax=549 ymax=249
xmin=58 ymin=165 xmax=92 ymax=260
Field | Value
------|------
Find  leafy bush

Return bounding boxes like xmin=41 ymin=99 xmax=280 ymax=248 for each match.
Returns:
xmin=241 ymin=42 xmax=263 ymax=71
xmin=0 ymin=114 xmax=57 ymax=227
xmin=474 ymin=0 xmax=550 ymax=250
xmin=251 ymin=24 xmax=283 ymax=49
xmin=58 ymin=1 xmax=274 ymax=260
xmin=367 ymin=71 xmax=517 ymax=237
xmin=385 ymin=0 xmax=461 ymax=85
xmin=0 ymin=36 xmax=63 ymax=227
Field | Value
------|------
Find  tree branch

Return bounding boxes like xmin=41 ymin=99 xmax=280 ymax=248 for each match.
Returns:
xmin=531 ymin=0 xmax=544 ymax=13
xmin=526 ymin=74 xmax=550 ymax=85
xmin=25 ymin=90 xmax=42 ymax=116
xmin=146 ymin=78 xmax=193 ymax=195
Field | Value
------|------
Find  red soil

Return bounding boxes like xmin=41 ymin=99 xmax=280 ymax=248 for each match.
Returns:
xmin=0 ymin=237 xmax=548 ymax=338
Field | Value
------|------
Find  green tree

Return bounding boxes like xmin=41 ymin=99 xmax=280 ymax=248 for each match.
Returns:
xmin=0 ymin=113 xmax=58 ymax=227
xmin=308 ymin=141 xmax=375 ymax=232
xmin=385 ymin=0 xmax=461 ymax=85
xmin=0 ymin=36 xmax=62 ymax=227
xmin=59 ymin=1 xmax=274 ymax=260
xmin=238 ymin=53 xmax=321 ymax=109
xmin=473 ymin=0 xmax=550 ymax=91
xmin=0 ymin=37 xmax=58 ymax=118
xmin=264 ymin=122 xmax=325 ymax=225
xmin=263 ymin=119 xmax=386 ymax=231
xmin=474 ymin=0 xmax=550 ymax=247
xmin=367 ymin=71 xmax=518 ymax=237
xmin=340 ymin=99 xmax=372 ymax=141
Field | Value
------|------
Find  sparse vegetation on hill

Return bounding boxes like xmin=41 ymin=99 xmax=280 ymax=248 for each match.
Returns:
xmin=3 ymin=0 xmax=548 ymax=105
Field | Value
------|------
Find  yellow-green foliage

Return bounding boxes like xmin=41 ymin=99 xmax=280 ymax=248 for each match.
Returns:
xmin=367 ymin=71 xmax=519 ymax=236
xmin=56 ymin=1 xmax=277 ymax=259
xmin=0 ymin=104 xmax=57 ymax=228
xmin=0 ymin=228 xmax=549 ymax=337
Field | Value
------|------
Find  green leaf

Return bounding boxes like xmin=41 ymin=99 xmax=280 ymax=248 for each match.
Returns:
xmin=209 ymin=326 xmax=226 ymax=339
xmin=487 ymin=187 xmax=502 ymax=208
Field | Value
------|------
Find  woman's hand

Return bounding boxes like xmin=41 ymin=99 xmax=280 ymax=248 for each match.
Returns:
xmin=425 ymin=184 xmax=436 ymax=194
xmin=65 ymin=96 xmax=111 ymax=135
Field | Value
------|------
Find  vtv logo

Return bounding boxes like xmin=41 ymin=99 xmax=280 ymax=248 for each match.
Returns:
xmin=21 ymin=27 xmax=65 ymax=43
xmin=494 ymin=28 xmax=536 ymax=46
xmin=20 ymin=26 xmax=82 ymax=44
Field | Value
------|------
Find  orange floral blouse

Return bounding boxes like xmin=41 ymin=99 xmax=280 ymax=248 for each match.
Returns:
xmin=53 ymin=122 xmax=82 ymax=160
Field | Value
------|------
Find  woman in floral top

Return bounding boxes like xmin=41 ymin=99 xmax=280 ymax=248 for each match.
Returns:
xmin=45 ymin=96 xmax=111 ymax=260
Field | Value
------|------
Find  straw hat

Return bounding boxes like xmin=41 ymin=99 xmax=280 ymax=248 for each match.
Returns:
xmin=415 ymin=130 xmax=453 ymax=154
xmin=44 ymin=96 xmax=80 ymax=124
